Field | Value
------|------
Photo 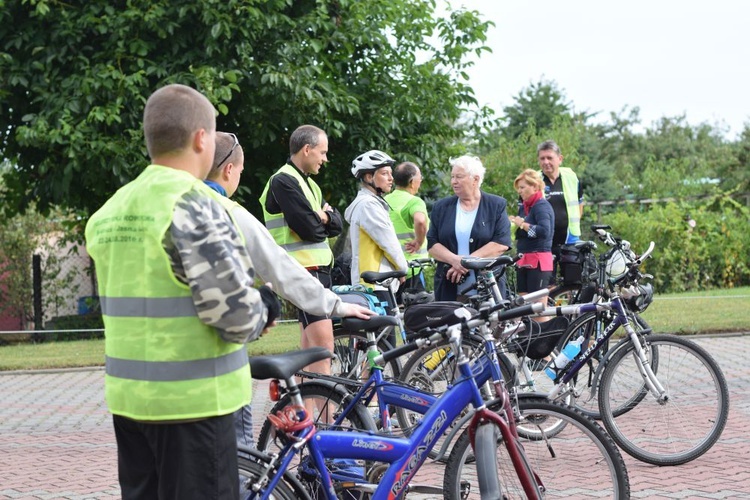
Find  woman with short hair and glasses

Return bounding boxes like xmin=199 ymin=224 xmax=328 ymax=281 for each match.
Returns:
xmin=427 ymin=155 xmax=512 ymax=301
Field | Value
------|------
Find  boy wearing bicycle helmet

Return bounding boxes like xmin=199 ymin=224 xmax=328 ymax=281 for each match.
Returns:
xmin=345 ymin=150 xmax=408 ymax=316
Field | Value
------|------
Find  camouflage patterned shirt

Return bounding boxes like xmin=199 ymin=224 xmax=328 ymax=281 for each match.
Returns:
xmin=163 ymin=188 xmax=267 ymax=344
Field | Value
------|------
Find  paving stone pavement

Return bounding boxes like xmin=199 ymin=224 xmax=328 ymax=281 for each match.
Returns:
xmin=1 ymin=334 xmax=749 ymax=500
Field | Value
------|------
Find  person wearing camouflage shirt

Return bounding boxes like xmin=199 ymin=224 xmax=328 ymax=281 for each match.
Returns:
xmin=85 ymin=84 xmax=279 ymax=500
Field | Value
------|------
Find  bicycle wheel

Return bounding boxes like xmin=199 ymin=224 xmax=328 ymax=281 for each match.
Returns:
xmin=598 ymin=333 xmax=729 ymax=466
xmin=444 ymin=397 xmax=630 ymax=499
xmin=256 ymin=380 xmax=376 ymax=455
xmin=547 ymin=284 xmax=581 ymax=306
xmin=238 ymin=456 xmax=305 ymax=500
xmin=396 ymin=336 xmax=514 ymax=460
xmin=332 ymin=327 xmax=401 ymax=381
xmin=555 ymin=310 xmax=653 ymax=419
xmin=473 ymin=421 xmax=543 ymax=499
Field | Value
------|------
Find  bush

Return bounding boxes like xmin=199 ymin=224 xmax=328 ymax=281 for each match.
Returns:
xmin=600 ymin=194 xmax=750 ymax=293
xmin=44 ymin=313 xmax=104 ymax=341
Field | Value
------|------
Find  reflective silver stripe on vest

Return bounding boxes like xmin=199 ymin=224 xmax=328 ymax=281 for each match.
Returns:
xmin=101 ymin=296 xmax=196 ymax=317
xmin=411 ymin=248 xmax=428 ymax=255
xmin=397 ymin=232 xmax=416 ymax=239
xmin=105 ymin=348 xmax=248 ymax=382
xmin=280 ymin=240 xmax=330 ymax=252
xmin=264 ymin=218 xmax=287 ymax=230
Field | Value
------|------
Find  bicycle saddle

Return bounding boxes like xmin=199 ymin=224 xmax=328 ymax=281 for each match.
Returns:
xmin=360 ymin=270 xmax=407 ymax=283
xmin=461 ymin=254 xmax=514 ymax=270
xmin=249 ymin=347 xmax=332 ymax=380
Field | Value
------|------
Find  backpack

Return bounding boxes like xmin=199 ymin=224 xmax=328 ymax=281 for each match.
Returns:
xmin=331 ymin=284 xmax=388 ymax=316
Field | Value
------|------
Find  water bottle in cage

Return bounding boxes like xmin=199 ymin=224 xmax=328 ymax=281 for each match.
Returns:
xmin=544 ymin=337 xmax=584 ymax=380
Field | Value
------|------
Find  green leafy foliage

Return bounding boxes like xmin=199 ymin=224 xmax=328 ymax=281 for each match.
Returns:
xmin=475 ymin=79 xmax=750 ymax=292
xmin=482 ymin=115 xmax=588 ymax=204
xmin=0 ymin=204 xmax=84 ymax=329
xmin=0 ymin=0 xmax=494 ymax=219
xmin=602 ymin=196 xmax=750 ymax=292
xmin=44 ymin=313 xmax=104 ymax=341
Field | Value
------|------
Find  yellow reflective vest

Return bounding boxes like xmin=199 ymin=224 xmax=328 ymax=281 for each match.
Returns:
xmin=85 ymin=165 xmax=250 ymax=421
xmin=558 ymin=166 xmax=582 ymax=241
xmin=384 ymin=189 xmax=429 ymax=277
xmin=259 ymin=164 xmax=333 ymax=268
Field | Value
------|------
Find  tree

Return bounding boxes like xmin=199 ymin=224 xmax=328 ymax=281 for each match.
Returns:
xmin=499 ymin=79 xmax=585 ymax=140
xmin=0 ymin=206 xmax=83 ymax=331
xmin=482 ymin=115 xmax=588 ymax=204
xmin=0 ymin=0 xmax=494 ymax=219
xmin=720 ymin=124 xmax=750 ymax=196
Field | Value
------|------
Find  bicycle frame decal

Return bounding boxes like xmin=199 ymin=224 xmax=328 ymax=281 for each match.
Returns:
xmin=399 ymin=392 xmax=431 ymax=407
xmin=391 ymin=409 xmax=448 ymax=497
xmin=561 ymin=299 xmax=627 ymax=385
xmin=352 ymin=438 xmax=395 ymax=452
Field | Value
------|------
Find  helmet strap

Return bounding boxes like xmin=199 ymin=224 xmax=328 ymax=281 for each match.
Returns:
xmin=365 ymin=179 xmax=385 ymax=196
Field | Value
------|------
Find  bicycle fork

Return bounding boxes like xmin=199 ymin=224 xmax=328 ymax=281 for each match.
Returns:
xmin=624 ymin=324 xmax=668 ymax=403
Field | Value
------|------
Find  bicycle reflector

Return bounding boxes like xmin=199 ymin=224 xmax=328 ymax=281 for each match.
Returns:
xmin=269 ymin=379 xmax=282 ymax=402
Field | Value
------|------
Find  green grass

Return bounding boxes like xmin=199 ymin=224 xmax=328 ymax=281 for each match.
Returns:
xmin=1 ymin=288 xmax=748 ymax=371
xmin=641 ymin=286 xmax=750 ymax=334
xmin=0 ymin=322 xmax=302 ymax=372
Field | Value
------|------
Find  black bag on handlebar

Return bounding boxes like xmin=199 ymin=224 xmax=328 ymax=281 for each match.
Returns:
xmin=558 ymin=244 xmax=596 ymax=286
xmin=510 ymin=316 xmax=570 ymax=360
xmin=404 ymin=301 xmax=475 ymax=332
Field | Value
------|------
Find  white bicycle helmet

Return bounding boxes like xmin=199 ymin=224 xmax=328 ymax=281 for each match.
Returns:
xmin=351 ymin=150 xmax=395 ymax=178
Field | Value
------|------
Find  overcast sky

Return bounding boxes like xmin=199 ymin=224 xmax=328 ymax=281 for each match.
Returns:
xmin=449 ymin=0 xmax=748 ymax=139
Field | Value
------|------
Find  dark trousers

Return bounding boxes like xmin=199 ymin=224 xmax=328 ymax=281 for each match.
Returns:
xmin=113 ymin=412 xmax=239 ymax=500
xmin=517 ymin=265 xmax=554 ymax=294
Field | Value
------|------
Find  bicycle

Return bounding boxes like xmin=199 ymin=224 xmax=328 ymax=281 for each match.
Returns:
xmin=507 ymin=225 xmax=655 ymax=420
xmin=529 ymin=238 xmax=730 ymax=466
xmin=243 ymin=301 xmax=554 ymax=499
xmin=397 ymin=256 xmax=575 ymax=449
xmin=253 ymin=298 xmax=628 ymax=498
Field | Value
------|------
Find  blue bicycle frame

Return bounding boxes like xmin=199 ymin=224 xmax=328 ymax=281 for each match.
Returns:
xmin=252 ymin=302 xmax=544 ymax=500
xmin=255 ymin=351 xmax=488 ymax=500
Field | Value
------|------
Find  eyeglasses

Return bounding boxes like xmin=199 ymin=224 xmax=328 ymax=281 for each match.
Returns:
xmin=213 ymin=133 xmax=239 ymax=170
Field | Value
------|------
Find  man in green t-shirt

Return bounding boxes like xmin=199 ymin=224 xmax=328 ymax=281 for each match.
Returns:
xmin=384 ymin=161 xmax=430 ymax=304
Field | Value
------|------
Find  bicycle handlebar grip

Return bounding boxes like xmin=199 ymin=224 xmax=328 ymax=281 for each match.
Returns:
xmin=378 ymin=342 xmax=421 ymax=365
xmin=496 ymin=303 xmax=541 ymax=321
xmin=405 ymin=328 xmax=434 ymax=343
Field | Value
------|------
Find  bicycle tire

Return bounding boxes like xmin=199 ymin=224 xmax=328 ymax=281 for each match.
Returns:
xmin=396 ymin=335 xmax=514 ymax=461
xmin=256 ymin=380 xmax=376 ymax=455
xmin=332 ymin=327 xmax=401 ymax=381
xmin=598 ymin=333 xmax=729 ymax=466
xmin=554 ymin=310 xmax=653 ymax=420
xmin=473 ymin=423 xmax=504 ymax=499
xmin=443 ymin=397 xmax=630 ymax=499
xmin=238 ymin=456 xmax=306 ymax=500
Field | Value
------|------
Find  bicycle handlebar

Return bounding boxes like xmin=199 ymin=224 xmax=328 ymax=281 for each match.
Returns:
xmin=376 ymin=330 xmax=444 ymax=365
xmin=510 ymin=287 xmax=549 ymax=307
xmin=408 ymin=257 xmax=435 ymax=268
xmin=631 ymin=241 xmax=655 ymax=267
xmin=375 ymin=302 xmax=543 ymax=366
